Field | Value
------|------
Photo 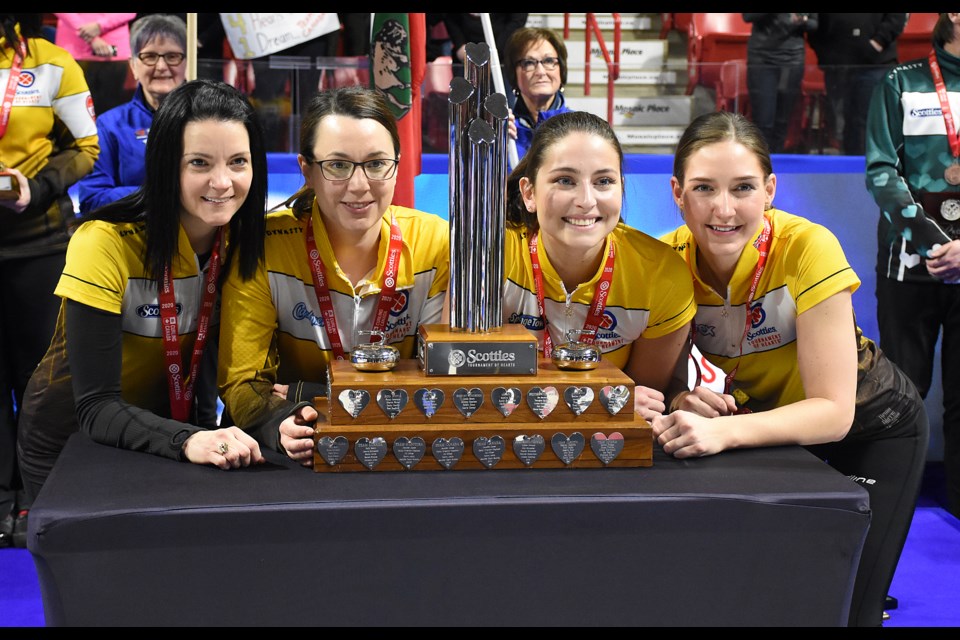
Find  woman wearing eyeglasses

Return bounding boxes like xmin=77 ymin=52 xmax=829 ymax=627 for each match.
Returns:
xmin=77 ymin=14 xmax=188 ymax=215
xmin=504 ymin=27 xmax=572 ymax=160
xmin=218 ymin=86 xmax=450 ymax=466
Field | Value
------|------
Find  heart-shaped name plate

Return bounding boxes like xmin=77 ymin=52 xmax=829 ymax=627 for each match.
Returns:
xmin=316 ymin=435 xmax=349 ymax=466
xmin=338 ymin=389 xmax=370 ymax=419
xmin=599 ymin=385 xmax=631 ymax=416
xmin=551 ymin=432 xmax=585 ymax=465
xmin=513 ymin=434 xmax=545 ymax=467
xmin=590 ymin=432 xmax=625 ymax=465
xmin=453 ymin=387 xmax=484 ymax=418
xmin=491 ymin=386 xmax=522 ymax=417
xmin=526 ymin=386 xmax=559 ymax=419
xmin=563 ymin=386 xmax=595 ymax=416
xmin=432 ymin=436 xmax=465 ymax=470
xmin=413 ymin=388 xmax=445 ymax=418
xmin=472 ymin=435 xmax=505 ymax=469
xmin=354 ymin=436 xmax=388 ymax=470
xmin=376 ymin=388 xmax=408 ymax=419
xmin=393 ymin=436 xmax=426 ymax=470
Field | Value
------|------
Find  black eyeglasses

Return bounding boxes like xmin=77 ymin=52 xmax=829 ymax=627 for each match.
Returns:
xmin=310 ymin=158 xmax=399 ymax=182
xmin=517 ymin=57 xmax=560 ymax=72
xmin=137 ymin=51 xmax=186 ymax=67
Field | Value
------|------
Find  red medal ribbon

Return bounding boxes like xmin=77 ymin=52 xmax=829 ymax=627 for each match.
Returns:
xmin=305 ymin=211 xmax=403 ymax=361
xmin=528 ymin=232 xmax=616 ymax=359
xmin=930 ymin=49 xmax=960 ymax=161
xmin=0 ymin=40 xmax=27 ymax=140
xmin=160 ymin=227 xmax=223 ymax=423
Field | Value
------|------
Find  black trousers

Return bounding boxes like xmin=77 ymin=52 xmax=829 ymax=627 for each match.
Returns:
xmin=807 ymin=364 xmax=929 ymax=627
xmin=0 ymin=250 xmax=65 ymax=515
xmin=876 ymin=276 xmax=960 ymax=519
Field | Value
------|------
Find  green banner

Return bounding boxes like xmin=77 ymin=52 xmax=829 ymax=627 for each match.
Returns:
xmin=370 ymin=13 xmax=412 ymax=119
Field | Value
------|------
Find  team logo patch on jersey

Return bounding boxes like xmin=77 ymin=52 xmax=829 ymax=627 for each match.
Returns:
xmin=292 ymin=301 xmax=323 ymax=327
xmin=137 ymin=303 xmax=182 ymax=318
xmin=508 ymin=312 xmax=545 ymax=331
xmin=599 ymin=310 xmax=617 ymax=331
xmin=746 ymin=301 xmax=782 ymax=349
xmin=908 ymin=107 xmax=942 ymax=118
xmin=136 ymin=128 xmax=149 ymax=143
xmin=695 ymin=323 xmax=716 ymax=337
xmin=86 ymin=94 xmax=96 ymax=119
xmin=17 ymin=70 xmax=35 ymax=88
xmin=748 ymin=301 xmax=766 ymax=328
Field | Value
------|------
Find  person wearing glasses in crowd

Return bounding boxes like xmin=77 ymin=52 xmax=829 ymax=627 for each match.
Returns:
xmin=218 ymin=86 xmax=449 ymax=466
xmin=77 ymin=14 xmax=187 ymax=215
xmin=504 ymin=27 xmax=571 ymax=160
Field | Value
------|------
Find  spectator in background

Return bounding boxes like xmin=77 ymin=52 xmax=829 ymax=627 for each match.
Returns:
xmin=809 ymin=13 xmax=907 ymax=155
xmin=0 ymin=12 xmax=99 ymax=548
xmin=54 ymin=13 xmax=137 ymax=116
xmin=742 ymin=13 xmax=818 ymax=153
xmin=865 ymin=12 xmax=960 ymax=520
xmin=78 ymin=14 xmax=187 ymax=215
xmin=504 ymin=27 xmax=571 ymax=160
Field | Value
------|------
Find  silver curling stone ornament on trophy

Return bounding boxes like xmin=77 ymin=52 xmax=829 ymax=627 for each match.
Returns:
xmin=552 ymin=329 xmax=601 ymax=371
xmin=350 ymin=330 xmax=400 ymax=372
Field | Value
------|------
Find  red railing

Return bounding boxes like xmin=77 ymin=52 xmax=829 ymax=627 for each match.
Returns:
xmin=566 ymin=13 xmax=621 ymax=124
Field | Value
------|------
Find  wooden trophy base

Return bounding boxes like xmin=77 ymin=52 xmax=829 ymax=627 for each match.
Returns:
xmin=313 ymin=354 xmax=653 ymax=472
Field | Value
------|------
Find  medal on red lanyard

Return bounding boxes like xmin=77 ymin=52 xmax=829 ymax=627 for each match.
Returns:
xmin=528 ymin=232 xmax=615 ymax=359
xmin=305 ymin=211 xmax=403 ymax=361
xmin=689 ymin=215 xmax=772 ymax=407
xmin=929 ymin=50 xmax=960 ymax=186
xmin=0 ymin=40 xmax=26 ymax=140
xmin=159 ymin=227 xmax=223 ymax=423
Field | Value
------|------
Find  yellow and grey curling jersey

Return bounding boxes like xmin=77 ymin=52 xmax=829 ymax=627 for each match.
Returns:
xmin=219 ymin=203 xmax=449 ymax=433
xmin=50 ymin=219 xmax=219 ymax=415
xmin=503 ymin=223 xmax=696 ymax=369
xmin=0 ymin=29 xmax=98 ymax=252
xmin=661 ymin=208 xmax=862 ymax=411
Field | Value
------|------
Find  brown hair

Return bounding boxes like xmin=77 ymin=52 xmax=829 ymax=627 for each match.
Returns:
xmin=504 ymin=27 xmax=568 ymax=93
xmin=935 ymin=13 xmax=956 ymax=46
xmin=672 ymin=111 xmax=772 ymax=187
xmin=505 ymin=110 xmax=624 ymax=231
xmin=281 ymin=86 xmax=401 ymax=216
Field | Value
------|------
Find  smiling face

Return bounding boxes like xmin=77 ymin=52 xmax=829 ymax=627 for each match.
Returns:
xmin=515 ymin=38 xmax=563 ymax=112
xmin=671 ymin=138 xmax=776 ymax=278
xmin=131 ymin=35 xmax=187 ymax=111
xmin=298 ymin=114 xmax=397 ymax=247
xmin=178 ymin=119 xmax=252 ymax=249
xmin=520 ymin=130 xmax=622 ymax=265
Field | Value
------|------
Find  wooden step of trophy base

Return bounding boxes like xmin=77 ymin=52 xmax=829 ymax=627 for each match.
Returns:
xmin=313 ymin=412 xmax=652 ymax=472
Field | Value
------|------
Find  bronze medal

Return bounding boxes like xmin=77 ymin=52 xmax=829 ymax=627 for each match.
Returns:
xmin=946 ymin=163 xmax=960 ymax=186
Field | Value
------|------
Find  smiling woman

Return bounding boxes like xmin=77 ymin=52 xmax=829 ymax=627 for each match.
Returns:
xmin=501 ymin=110 xmax=696 ymax=422
xmin=657 ymin=110 xmax=930 ymax=627
xmin=17 ymin=79 xmax=270 ymax=508
xmin=217 ymin=85 xmax=450 ymax=467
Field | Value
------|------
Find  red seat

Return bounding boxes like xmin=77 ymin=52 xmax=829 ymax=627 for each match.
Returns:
xmin=898 ymin=13 xmax=939 ymax=64
xmin=715 ymin=58 xmax=750 ymax=117
xmin=660 ymin=13 xmax=693 ymax=40
xmin=686 ymin=13 xmax=752 ymax=95
xmin=786 ymin=44 xmax=830 ymax=153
